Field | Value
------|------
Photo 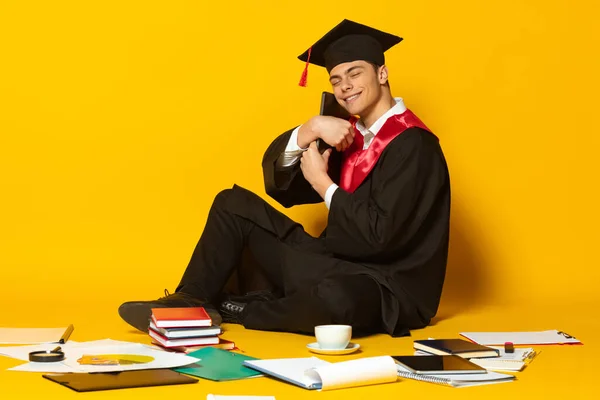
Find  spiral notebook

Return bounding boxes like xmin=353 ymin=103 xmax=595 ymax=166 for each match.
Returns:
xmin=396 ymin=365 xmax=515 ymax=387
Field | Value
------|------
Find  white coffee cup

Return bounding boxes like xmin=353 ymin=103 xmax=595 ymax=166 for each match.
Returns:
xmin=314 ymin=325 xmax=352 ymax=350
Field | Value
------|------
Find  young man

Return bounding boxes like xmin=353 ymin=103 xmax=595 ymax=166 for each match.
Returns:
xmin=119 ymin=20 xmax=450 ymax=337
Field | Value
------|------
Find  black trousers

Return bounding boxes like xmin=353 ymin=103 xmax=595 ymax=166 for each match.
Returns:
xmin=175 ymin=186 xmax=382 ymax=334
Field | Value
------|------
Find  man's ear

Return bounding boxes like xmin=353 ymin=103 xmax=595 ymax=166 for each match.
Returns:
xmin=378 ymin=65 xmax=389 ymax=84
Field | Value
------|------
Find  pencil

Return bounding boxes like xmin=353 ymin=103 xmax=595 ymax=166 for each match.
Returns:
xmin=59 ymin=324 xmax=74 ymax=344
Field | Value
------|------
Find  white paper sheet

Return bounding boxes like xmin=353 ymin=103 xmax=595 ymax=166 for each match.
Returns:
xmin=487 ymin=346 xmax=535 ymax=360
xmin=306 ymin=356 xmax=398 ymax=390
xmin=207 ymin=396 xmax=276 ymax=400
xmin=0 ymin=339 xmax=132 ymax=361
xmin=3 ymin=339 xmax=198 ymax=373
xmin=9 ymin=361 xmax=75 ymax=373
xmin=460 ymin=330 xmax=581 ymax=345
xmin=0 ymin=341 xmax=82 ymax=361
xmin=0 ymin=327 xmax=68 ymax=344
xmin=59 ymin=343 xmax=198 ymax=373
xmin=469 ymin=358 xmax=525 ymax=372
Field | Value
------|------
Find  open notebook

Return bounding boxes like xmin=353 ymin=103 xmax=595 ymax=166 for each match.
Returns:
xmin=243 ymin=356 xmax=398 ymax=391
xmin=396 ymin=365 xmax=515 ymax=387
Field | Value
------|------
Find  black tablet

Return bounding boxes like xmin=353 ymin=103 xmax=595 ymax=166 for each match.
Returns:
xmin=393 ymin=355 xmax=487 ymax=375
xmin=42 ymin=369 xmax=198 ymax=392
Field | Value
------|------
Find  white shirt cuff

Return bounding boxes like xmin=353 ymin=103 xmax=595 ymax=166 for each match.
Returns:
xmin=324 ymin=183 xmax=339 ymax=209
xmin=285 ymin=126 xmax=308 ymax=152
xmin=278 ymin=126 xmax=308 ymax=168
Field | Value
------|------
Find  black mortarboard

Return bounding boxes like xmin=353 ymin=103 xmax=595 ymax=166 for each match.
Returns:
xmin=297 ymin=19 xmax=403 ymax=86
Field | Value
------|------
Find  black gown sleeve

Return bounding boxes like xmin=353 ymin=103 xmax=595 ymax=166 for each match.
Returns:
xmin=325 ymin=128 xmax=448 ymax=261
xmin=262 ymin=128 xmax=341 ymax=208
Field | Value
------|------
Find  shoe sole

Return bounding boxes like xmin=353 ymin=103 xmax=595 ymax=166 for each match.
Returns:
xmin=118 ymin=302 xmax=224 ymax=332
xmin=118 ymin=302 xmax=155 ymax=332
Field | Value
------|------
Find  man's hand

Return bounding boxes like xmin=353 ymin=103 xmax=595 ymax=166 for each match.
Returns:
xmin=298 ymin=116 xmax=355 ymax=152
xmin=300 ymin=142 xmax=334 ymax=198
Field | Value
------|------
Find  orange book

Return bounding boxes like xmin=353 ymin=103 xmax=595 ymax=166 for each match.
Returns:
xmin=151 ymin=307 xmax=212 ymax=328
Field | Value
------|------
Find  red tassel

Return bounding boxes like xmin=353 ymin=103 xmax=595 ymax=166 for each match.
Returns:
xmin=298 ymin=46 xmax=312 ymax=87
xmin=298 ymin=66 xmax=308 ymax=87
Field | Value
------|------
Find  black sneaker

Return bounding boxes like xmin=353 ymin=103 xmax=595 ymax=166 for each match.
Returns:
xmin=219 ymin=290 xmax=277 ymax=324
xmin=118 ymin=289 xmax=222 ymax=332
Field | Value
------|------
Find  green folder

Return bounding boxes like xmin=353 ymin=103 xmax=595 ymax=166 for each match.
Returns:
xmin=174 ymin=347 xmax=262 ymax=381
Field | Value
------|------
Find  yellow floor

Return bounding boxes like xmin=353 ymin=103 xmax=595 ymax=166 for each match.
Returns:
xmin=1 ymin=300 xmax=597 ymax=399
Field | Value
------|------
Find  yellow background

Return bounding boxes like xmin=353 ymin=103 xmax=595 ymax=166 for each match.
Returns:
xmin=1 ymin=1 xmax=599 ymax=398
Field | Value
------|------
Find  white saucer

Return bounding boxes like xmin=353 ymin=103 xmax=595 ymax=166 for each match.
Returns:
xmin=306 ymin=342 xmax=360 ymax=355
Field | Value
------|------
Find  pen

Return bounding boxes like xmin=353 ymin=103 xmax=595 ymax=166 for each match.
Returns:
xmin=59 ymin=324 xmax=74 ymax=344
xmin=525 ymin=350 xmax=538 ymax=362
xmin=557 ymin=331 xmax=576 ymax=340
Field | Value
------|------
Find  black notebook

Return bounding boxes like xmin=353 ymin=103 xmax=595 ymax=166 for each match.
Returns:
xmin=42 ymin=369 xmax=198 ymax=392
xmin=316 ymin=92 xmax=352 ymax=153
xmin=413 ymin=339 xmax=500 ymax=358
xmin=320 ymin=91 xmax=352 ymax=120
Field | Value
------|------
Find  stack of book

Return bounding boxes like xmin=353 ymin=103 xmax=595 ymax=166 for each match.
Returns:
xmin=149 ymin=307 xmax=235 ymax=352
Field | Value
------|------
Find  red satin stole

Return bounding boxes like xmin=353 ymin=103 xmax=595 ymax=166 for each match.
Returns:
xmin=339 ymin=109 xmax=433 ymax=193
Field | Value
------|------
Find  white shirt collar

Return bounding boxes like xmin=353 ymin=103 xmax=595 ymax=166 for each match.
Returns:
xmin=355 ymin=97 xmax=407 ymax=136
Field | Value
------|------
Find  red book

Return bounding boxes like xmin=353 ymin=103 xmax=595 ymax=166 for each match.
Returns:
xmin=151 ymin=307 xmax=212 ymax=328
xmin=151 ymin=338 xmax=237 ymax=353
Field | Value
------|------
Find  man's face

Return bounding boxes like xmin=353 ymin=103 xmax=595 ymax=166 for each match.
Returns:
xmin=329 ymin=60 xmax=385 ymax=116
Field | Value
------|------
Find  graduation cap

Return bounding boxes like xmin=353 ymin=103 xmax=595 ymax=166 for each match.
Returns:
xmin=297 ymin=19 xmax=403 ymax=87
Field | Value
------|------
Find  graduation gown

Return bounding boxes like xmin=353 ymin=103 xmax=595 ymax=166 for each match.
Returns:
xmin=255 ymin=123 xmax=450 ymax=336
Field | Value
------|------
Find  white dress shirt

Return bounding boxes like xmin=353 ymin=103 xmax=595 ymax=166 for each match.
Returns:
xmin=281 ymin=98 xmax=408 ymax=209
